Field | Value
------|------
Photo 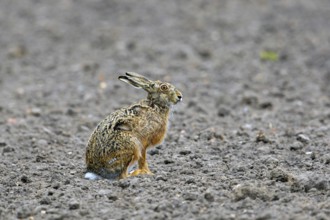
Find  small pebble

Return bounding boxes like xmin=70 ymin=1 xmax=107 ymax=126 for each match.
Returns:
xmin=290 ymin=142 xmax=304 ymax=151
xmin=270 ymin=168 xmax=290 ymax=182
xmin=79 ymin=210 xmax=89 ymax=216
xmin=66 ymin=108 xmax=77 ymax=116
xmin=52 ymin=182 xmax=60 ymax=189
xmin=153 ymin=202 xmax=174 ymax=212
xmin=107 ymin=195 xmax=118 ymax=201
xmin=256 ymin=131 xmax=271 ymax=143
xmin=197 ymin=49 xmax=212 ymax=60
xmin=204 ymin=192 xmax=215 ymax=202
xmin=36 ymin=139 xmax=48 ymax=148
xmin=217 ymin=107 xmax=230 ymax=117
xmin=98 ymin=189 xmax=112 ymax=195
xmin=259 ymin=101 xmax=273 ymax=109
xmin=164 ymin=159 xmax=174 ymax=164
xmin=8 ymin=45 xmax=27 ymax=58
xmin=21 ymin=175 xmax=32 ymax=183
xmin=2 ymin=147 xmax=15 ymax=153
xmin=243 ymin=124 xmax=253 ymax=130
xmin=233 ymin=184 xmax=273 ymax=201
xmin=297 ymin=134 xmax=310 ymax=143
xmin=16 ymin=206 xmax=34 ymax=219
xmin=68 ymin=200 xmax=80 ymax=210
xmin=15 ymin=88 xmax=25 ymax=98
xmin=155 ymin=175 xmax=167 ymax=182
xmin=185 ymin=178 xmax=195 ymax=184
xmin=183 ymin=192 xmax=198 ymax=201
xmin=179 ymin=150 xmax=191 ymax=155
xmin=30 ymin=108 xmax=42 ymax=117
xmin=118 ymin=180 xmax=130 ymax=189
xmin=148 ymin=149 xmax=159 ymax=155
xmin=320 ymin=154 xmax=330 ymax=164
xmin=40 ymin=197 xmax=51 ymax=205
xmin=99 ymin=82 xmax=107 ymax=89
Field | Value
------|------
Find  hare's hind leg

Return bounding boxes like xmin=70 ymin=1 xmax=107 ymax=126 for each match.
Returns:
xmin=106 ymin=149 xmax=140 ymax=180
xmin=114 ymin=138 xmax=142 ymax=179
xmin=86 ymin=133 xmax=142 ymax=179
xmin=129 ymin=148 xmax=153 ymax=176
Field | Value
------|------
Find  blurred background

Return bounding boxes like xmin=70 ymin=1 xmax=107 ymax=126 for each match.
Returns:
xmin=1 ymin=0 xmax=329 ymax=116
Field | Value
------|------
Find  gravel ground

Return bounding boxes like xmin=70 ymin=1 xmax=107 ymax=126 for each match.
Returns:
xmin=0 ymin=0 xmax=329 ymax=219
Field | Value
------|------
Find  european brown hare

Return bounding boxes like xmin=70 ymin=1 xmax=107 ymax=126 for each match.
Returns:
xmin=85 ymin=72 xmax=182 ymax=180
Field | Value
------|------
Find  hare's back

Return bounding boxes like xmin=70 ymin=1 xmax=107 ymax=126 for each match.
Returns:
xmin=90 ymin=108 xmax=133 ymax=135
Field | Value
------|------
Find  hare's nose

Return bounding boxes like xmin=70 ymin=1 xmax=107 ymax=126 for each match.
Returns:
xmin=177 ymin=95 xmax=183 ymax=101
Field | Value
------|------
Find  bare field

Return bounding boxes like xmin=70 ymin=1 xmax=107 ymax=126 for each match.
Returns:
xmin=0 ymin=0 xmax=329 ymax=219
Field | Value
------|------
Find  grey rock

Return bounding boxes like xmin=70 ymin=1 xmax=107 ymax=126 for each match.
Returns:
xmin=40 ymin=197 xmax=51 ymax=205
xmin=69 ymin=200 xmax=80 ymax=210
xmin=204 ymin=192 xmax=215 ymax=202
xmin=232 ymin=184 xmax=274 ymax=201
xmin=183 ymin=192 xmax=198 ymax=201
xmin=296 ymin=134 xmax=310 ymax=143
xmin=17 ymin=206 xmax=35 ymax=219
xmin=37 ymin=139 xmax=48 ymax=148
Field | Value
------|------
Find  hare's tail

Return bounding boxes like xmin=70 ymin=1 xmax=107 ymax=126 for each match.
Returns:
xmin=84 ymin=170 xmax=122 ymax=180
xmin=84 ymin=172 xmax=102 ymax=180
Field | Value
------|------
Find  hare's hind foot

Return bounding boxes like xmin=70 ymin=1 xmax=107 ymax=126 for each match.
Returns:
xmin=129 ymin=168 xmax=154 ymax=177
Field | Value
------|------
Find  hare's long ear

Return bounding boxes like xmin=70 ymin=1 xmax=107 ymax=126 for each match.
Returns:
xmin=125 ymin=72 xmax=150 ymax=82
xmin=118 ymin=72 xmax=151 ymax=89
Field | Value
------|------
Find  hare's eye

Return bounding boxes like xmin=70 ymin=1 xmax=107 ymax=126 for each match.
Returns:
xmin=160 ymin=84 xmax=168 ymax=91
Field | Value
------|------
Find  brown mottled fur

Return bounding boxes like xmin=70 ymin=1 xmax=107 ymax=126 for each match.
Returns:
xmin=85 ymin=72 xmax=182 ymax=179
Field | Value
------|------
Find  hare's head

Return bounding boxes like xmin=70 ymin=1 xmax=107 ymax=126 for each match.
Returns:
xmin=119 ymin=72 xmax=182 ymax=108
